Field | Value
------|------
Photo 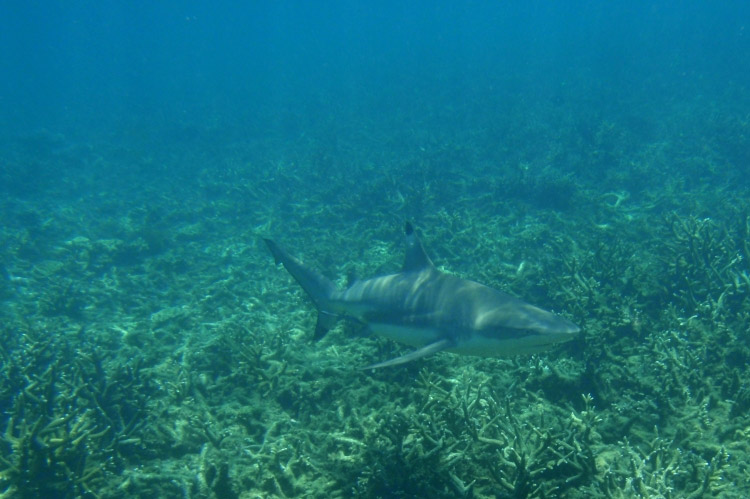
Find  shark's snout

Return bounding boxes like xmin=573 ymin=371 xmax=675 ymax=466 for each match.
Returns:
xmin=545 ymin=316 xmax=580 ymax=343
xmin=559 ymin=317 xmax=581 ymax=335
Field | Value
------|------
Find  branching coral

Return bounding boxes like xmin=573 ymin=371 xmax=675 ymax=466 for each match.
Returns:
xmin=0 ymin=328 xmax=153 ymax=497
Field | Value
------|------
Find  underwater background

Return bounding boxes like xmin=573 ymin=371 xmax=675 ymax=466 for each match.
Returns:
xmin=2 ymin=1 xmax=750 ymax=497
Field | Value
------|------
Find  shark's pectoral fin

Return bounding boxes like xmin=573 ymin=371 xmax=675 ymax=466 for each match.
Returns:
xmin=361 ymin=338 xmax=451 ymax=370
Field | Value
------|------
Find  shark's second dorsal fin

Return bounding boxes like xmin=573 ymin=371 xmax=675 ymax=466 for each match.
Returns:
xmin=402 ymin=222 xmax=434 ymax=272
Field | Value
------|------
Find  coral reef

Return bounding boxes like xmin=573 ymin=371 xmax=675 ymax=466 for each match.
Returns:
xmin=0 ymin=328 xmax=151 ymax=498
xmin=2 ymin=77 xmax=750 ymax=497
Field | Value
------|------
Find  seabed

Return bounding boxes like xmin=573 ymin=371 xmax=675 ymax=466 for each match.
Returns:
xmin=2 ymin=107 xmax=750 ymax=498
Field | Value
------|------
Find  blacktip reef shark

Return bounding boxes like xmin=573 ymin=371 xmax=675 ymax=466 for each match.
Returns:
xmin=264 ymin=223 xmax=579 ymax=369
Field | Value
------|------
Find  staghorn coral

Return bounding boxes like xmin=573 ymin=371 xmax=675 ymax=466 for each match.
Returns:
xmin=339 ymin=369 xmax=604 ymax=498
xmin=0 ymin=327 xmax=153 ymax=498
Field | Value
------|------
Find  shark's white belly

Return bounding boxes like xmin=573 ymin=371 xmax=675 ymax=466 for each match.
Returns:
xmin=446 ymin=334 xmax=556 ymax=356
xmin=369 ymin=323 xmax=441 ymax=347
xmin=369 ymin=323 xmax=563 ymax=357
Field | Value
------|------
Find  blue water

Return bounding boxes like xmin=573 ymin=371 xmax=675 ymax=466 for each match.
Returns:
xmin=2 ymin=2 xmax=750 ymax=497
xmin=3 ymin=2 xmax=747 ymax=140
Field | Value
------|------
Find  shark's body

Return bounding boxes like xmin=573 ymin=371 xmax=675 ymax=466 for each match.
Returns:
xmin=265 ymin=223 xmax=579 ymax=368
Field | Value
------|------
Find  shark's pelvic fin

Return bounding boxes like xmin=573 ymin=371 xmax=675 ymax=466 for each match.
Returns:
xmin=361 ymin=338 xmax=451 ymax=370
xmin=402 ymin=222 xmax=435 ymax=272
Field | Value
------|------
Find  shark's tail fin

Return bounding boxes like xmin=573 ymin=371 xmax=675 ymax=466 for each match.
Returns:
xmin=264 ymin=239 xmax=339 ymax=340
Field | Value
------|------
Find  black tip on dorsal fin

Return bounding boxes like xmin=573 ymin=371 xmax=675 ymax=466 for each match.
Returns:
xmin=402 ymin=222 xmax=434 ymax=272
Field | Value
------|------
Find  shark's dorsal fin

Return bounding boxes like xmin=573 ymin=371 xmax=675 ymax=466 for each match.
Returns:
xmin=402 ymin=222 xmax=434 ymax=272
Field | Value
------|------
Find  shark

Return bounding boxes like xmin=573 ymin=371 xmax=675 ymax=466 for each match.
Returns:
xmin=264 ymin=223 xmax=579 ymax=369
